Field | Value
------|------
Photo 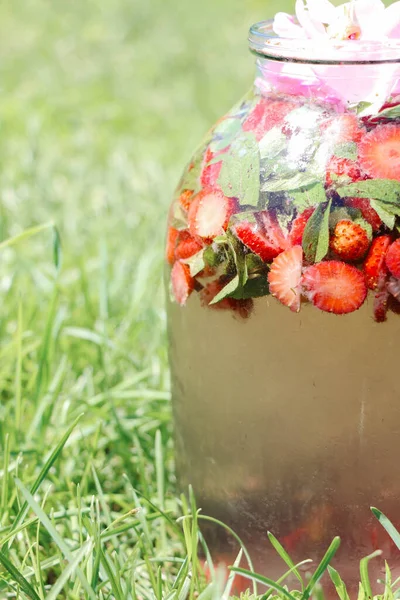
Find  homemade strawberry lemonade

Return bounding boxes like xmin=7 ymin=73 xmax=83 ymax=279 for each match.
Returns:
xmin=166 ymin=0 xmax=400 ymax=582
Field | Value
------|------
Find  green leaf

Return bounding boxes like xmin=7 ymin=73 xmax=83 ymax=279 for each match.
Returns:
xmin=302 ymin=536 xmax=341 ymax=600
xmin=289 ymin=183 xmax=327 ymax=211
xmin=0 ymin=551 xmax=42 ymax=600
xmin=337 ymin=179 xmax=400 ymax=204
xmin=261 ymin=171 xmax=320 ymax=193
xmin=175 ymin=150 xmax=204 ymax=197
xmin=360 ymin=550 xmax=382 ymax=600
xmin=209 ymin=275 xmax=240 ymax=304
xmin=230 ymin=567 xmax=298 ymax=600
xmin=329 ymin=207 xmax=359 ymax=229
xmin=375 ymin=104 xmax=400 ymax=120
xmin=328 ymin=566 xmax=350 ymax=600
xmin=369 ymin=200 xmax=396 ymax=229
xmin=302 ymin=200 xmax=332 ymax=263
xmin=203 ymin=245 xmax=224 ymax=268
xmin=170 ymin=201 xmax=188 ymax=230
xmin=267 ymin=531 xmax=303 ymax=590
xmin=371 ymin=507 xmax=400 ymax=551
xmin=258 ymin=127 xmax=287 ymax=161
xmin=53 ymin=226 xmax=62 ymax=271
xmin=218 ymin=132 xmax=260 ymax=207
xmin=230 ymin=276 xmax=269 ymax=299
xmin=245 ymin=252 xmax=267 ymax=273
xmin=182 ymin=250 xmax=205 ymax=277
xmin=333 ymin=141 xmax=358 ymax=160
xmin=209 ymin=117 xmax=243 ymax=152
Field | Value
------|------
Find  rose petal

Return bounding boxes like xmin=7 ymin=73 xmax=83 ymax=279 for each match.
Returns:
xmin=353 ymin=0 xmax=386 ymax=40
xmin=295 ymin=0 xmax=328 ymax=38
xmin=382 ymin=2 xmax=400 ymax=38
xmin=306 ymin=0 xmax=337 ymax=24
xmin=273 ymin=12 xmax=307 ymax=38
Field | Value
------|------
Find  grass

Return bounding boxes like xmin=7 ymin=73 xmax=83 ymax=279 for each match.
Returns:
xmin=0 ymin=0 xmax=399 ymax=598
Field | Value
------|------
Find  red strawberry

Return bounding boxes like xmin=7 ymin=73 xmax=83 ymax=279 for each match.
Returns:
xmin=373 ymin=273 xmax=389 ymax=323
xmin=200 ymin=280 xmax=253 ymax=318
xmin=170 ymin=261 xmax=194 ymax=306
xmin=363 ymin=235 xmax=391 ymax=289
xmin=387 ymin=276 xmax=400 ymax=301
xmin=302 ymin=261 xmax=367 ymax=314
xmin=200 ymin=148 xmax=224 ymax=189
xmin=268 ymin=245 xmax=303 ymax=312
xmin=323 ymin=113 xmax=365 ymax=144
xmin=257 ymin=211 xmax=290 ymax=252
xmin=359 ymin=124 xmax=400 ymax=180
xmin=165 ymin=226 xmax=179 ymax=265
xmin=345 ymin=197 xmax=382 ymax=231
xmin=289 ymin=208 xmax=314 ymax=246
xmin=242 ymin=98 xmax=295 ymax=141
xmin=385 ymin=238 xmax=400 ymax=279
xmin=175 ymin=230 xmax=203 ymax=260
xmin=179 ymin=189 xmax=195 ymax=211
xmin=188 ymin=189 xmax=236 ymax=242
xmin=325 ymin=156 xmax=362 ymax=187
xmin=329 ymin=219 xmax=370 ymax=262
xmin=234 ymin=221 xmax=283 ymax=263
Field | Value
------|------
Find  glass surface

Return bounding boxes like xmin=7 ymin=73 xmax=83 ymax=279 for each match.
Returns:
xmin=166 ymin=39 xmax=400 ymax=589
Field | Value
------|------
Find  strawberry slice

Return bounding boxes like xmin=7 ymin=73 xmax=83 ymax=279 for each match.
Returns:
xmin=363 ymin=235 xmax=391 ymax=289
xmin=179 ymin=189 xmax=195 ymax=211
xmin=330 ymin=219 xmax=370 ymax=262
xmin=323 ymin=113 xmax=365 ymax=144
xmin=385 ymin=238 xmax=400 ymax=279
xmin=345 ymin=197 xmax=382 ymax=231
xmin=242 ymin=98 xmax=295 ymax=141
xmin=175 ymin=230 xmax=204 ymax=260
xmin=188 ymin=189 xmax=236 ymax=242
xmin=171 ymin=261 xmax=194 ymax=306
xmin=289 ymin=208 xmax=314 ymax=246
xmin=325 ymin=156 xmax=362 ymax=187
xmin=234 ymin=221 xmax=283 ymax=263
xmin=200 ymin=148 xmax=225 ymax=189
xmin=359 ymin=124 xmax=400 ymax=180
xmin=387 ymin=276 xmax=400 ymax=301
xmin=302 ymin=261 xmax=367 ymax=314
xmin=165 ymin=226 xmax=179 ymax=265
xmin=200 ymin=280 xmax=253 ymax=318
xmin=257 ymin=211 xmax=290 ymax=252
xmin=267 ymin=245 xmax=303 ymax=312
xmin=373 ymin=273 xmax=389 ymax=323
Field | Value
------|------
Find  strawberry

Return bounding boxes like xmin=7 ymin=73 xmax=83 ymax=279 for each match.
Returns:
xmin=242 ymin=97 xmax=295 ymax=141
xmin=165 ymin=226 xmax=179 ymax=265
xmin=170 ymin=261 xmax=194 ymax=306
xmin=257 ymin=211 xmax=290 ymax=252
xmin=289 ymin=208 xmax=314 ymax=246
xmin=200 ymin=280 xmax=253 ymax=318
xmin=188 ymin=189 xmax=236 ymax=242
xmin=200 ymin=147 xmax=224 ymax=189
xmin=325 ymin=156 xmax=362 ymax=187
xmin=323 ymin=113 xmax=365 ymax=144
xmin=179 ymin=189 xmax=195 ymax=211
xmin=373 ymin=273 xmax=389 ymax=323
xmin=267 ymin=245 xmax=303 ymax=312
xmin=363 ymin=235 xmax=391 ymax=289
xmin=385 ymin=238 xmax=400 ymax=279
xmin=388 ymin=276 xmax=400 ymax=301
xmin=175 ymin=230 xmax=203 ymax=260
xmin=329 ymin=219 xmax=370 ymax=262
xmin=302 ymin=261 xmax=367 ymax=314
xmin=234 ymin=220 xmax=283 ymax=263
xmin=345 ymin=197 xmax=382 ymax=231
xmin=359 ymin=124 xmax=400 ymax=180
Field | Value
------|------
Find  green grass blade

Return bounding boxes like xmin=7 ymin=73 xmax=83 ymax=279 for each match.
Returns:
xmin=360 ymin=550 xmax=382 ymax=600
xmin=222 ymin=549 xmax=243 ymax=600
xmin=46 ymin=541 xmax=92 ymax=600
xmin=328 ymin=565 xmax=350 ymax=600
xmin=99 ymin=549 xmax=124 ymax=600
xmin=230 ymin=566 xmax=298 ymax=600
xmin=10 ymin=413 xmax=83 ymax=535
xmin=262 ymin=560 xmax=313 ymax=600
xmin=302 ymin=536 xmax=341 ymax=600
xmin=0 ymin=222 xmax=54 ymax=252
xmin=371 ymin=507 xmax=400 ymax=551
xmin=268 ymin=530 xmax=304 ymax=590
xmin=0 ymin=550 xmax=41 ymax=600
xmin=14 ymin=479 xmax=97 ymax=600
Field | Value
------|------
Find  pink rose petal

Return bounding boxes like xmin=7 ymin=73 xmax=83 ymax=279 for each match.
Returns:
xmin=306 ymin=0 xmax=337 ymax=24
xmin=382 ymin=2 xmax=400 ymax=39
xmin=295 ymin=0 xmax=328 ymax=38
xmin=273 ymin=12 xmax=307 ymax=38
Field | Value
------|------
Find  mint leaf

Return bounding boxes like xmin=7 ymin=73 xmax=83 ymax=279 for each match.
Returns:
xmin=209 ymin=275 xmax=240 ymax=304
xmin=218 ymin=132 xmax=260 ymax=207
xmin=182 ymin=250 xmax=205 ymax=277
xmin=329 ymin=207 xmax=360 ymax=229
xmin=368 ymin=199 xmax=396 ymax=229
xmin=333 ymin=142 xmax=358 ymax=160
xmin=302 ymin=200 xmax=332 ymax=263
xmin=354 ymin=218 xmax=373 ymax=241
xmin=376 ymin=104 xmax=400 ymax=120
xmin=337 ymin=179 xmax=400 ymax=204
xmin=209 ymin=118 xmax=243 ymax=152
xmin=258 ymin=127 xmax=287 ymax=161
xmin=203 ymin=245 xmax=223 ymax=267
xmin=261 ymin=171 xmax=321 ymax=193
xmin=245 ymin=252 xmax=267 ymax=273
xmin=230 ymin=276 xmax=269 ymax=299
xmin=170 ymin=201 xmax=188 ymax=230
xmin=175 ymin=149 xmax=204 ymax=197
xmin=289 ymin=182 xmax=327 ymax=211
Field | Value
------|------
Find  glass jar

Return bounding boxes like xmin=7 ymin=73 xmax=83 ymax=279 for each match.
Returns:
xmin=166 ymin=20 xmax=400 ymax=587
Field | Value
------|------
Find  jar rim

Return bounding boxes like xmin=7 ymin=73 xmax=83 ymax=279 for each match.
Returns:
xmin=249 ymin=19 xmax=400 ymax=65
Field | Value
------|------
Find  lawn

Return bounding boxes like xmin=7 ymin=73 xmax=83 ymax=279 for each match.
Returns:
xmin=0 ymin=0 xmax=398 ymax=598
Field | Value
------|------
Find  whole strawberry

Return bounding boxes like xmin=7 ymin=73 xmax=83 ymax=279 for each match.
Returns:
xmin=330 ymin=220 xmax=370 ymax=262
